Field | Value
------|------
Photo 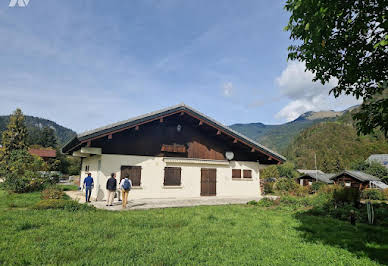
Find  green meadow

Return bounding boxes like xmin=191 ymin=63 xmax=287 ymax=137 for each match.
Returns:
xmin=0 ymin=189 xmax=387 ymax=265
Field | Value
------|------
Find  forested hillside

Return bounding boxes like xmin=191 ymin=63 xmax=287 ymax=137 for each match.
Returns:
xmin=230 ymin=111 xmax=341 ymax=152
xmin=0 ymin=115 xmax=76 ymax=145
xmin=285 ymin=122 xmax=388 ymax=173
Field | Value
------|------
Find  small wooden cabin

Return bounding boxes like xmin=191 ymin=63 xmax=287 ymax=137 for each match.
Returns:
xmin=331 ymin=170 xmax=380 ymax=190
xmin=296 ymin=172 xmax=334 ymax=186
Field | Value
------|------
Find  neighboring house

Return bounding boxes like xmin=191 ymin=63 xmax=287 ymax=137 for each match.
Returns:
xmin=62 ymin=104 xmax=286 ymax=200
xmin=297 ymin=169 xmax=324 ymax=175
xmin=28 ymin=148 xmax=56 ymax=161
xmin=367 ymin=154 xmax=388 ymax=169
xmin=330 ymin=170 xmax=383 ymax=190
xmin=296 ymin=172 xmax=335 ymax=186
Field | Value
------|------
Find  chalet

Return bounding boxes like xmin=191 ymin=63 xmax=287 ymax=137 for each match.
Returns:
xmin=330 ymin=170 xmax=382 ymax=190
xmin=62 ymin=104 xmax=286 ymax=200
xmin=367 ymin=154 xmax=388 ymax=169
xmin=296 ymin=172 xmax=334 ymax=186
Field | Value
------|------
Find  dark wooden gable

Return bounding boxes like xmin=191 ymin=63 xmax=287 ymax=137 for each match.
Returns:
xmin=86 ymin=113 xmax=275 ymax=163
xmin=332 ymin=173 xmax=368 ymax=189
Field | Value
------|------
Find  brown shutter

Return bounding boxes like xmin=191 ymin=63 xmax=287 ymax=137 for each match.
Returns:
xmin=121 ymin=166 xmax=142 ymax=186
xmin=164 ymin=167 xmax=181 ymax=186
xmin=232 ymin=169 xmax=241 ymax=179
xmin=243 ymin=170 xmax=252 ymax=179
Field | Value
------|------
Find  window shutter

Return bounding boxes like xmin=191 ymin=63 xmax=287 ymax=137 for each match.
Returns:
xmin=121 ymin=166 xmax=142 ymax=186
xmin=243 ymin=170 xmax=252 ymax=179
xmin=232 ymin=169 xmax=241 ymax=179
xmin=164 ymin=167 xmax=182 ymax=186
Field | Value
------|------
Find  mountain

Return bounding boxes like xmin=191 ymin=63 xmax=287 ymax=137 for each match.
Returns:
xmin=285 ymin=122 xmax=388 ymax=172
xmin=230 ymin=109 xmax=350 ymax=153
xmin=0 ymin=115 xmax=76 ymax=146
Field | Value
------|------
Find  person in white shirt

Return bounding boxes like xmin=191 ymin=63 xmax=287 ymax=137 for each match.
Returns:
xmin=120 ymin=175 xmax=132 ymax=208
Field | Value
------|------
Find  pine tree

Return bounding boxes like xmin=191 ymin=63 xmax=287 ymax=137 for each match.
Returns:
xmin=39 ymin=126 xmax=57 ymax=148
xmin=1 ymin=108 xmax=28 ymax=159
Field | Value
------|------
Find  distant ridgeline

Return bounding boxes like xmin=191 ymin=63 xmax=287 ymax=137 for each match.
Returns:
xmin=0 ymin=115 xmax=76 ymax=146
xmin=230 ymin=108 xmax=351 ymax=153
xmin=231 ymin=106 xmax=388 ymax=173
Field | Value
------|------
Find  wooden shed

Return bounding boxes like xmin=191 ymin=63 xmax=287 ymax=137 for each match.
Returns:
xmin=330 ymin=170 xmax=381 ymax=190
xmin=296 ymin=172 xmax=334 ymax=186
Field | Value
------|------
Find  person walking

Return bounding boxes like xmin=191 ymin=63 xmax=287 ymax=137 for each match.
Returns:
xmin=106 ymin=173 xmax=117 ymax=206
xmin=83 ymin=173 xmax=94 ymax=203
xmin=120 ymin=175 xmax=132 ymax=208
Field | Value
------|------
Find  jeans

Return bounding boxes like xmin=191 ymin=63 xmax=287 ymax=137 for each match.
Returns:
xmin=85 ymin=186 xmax=92 ymax=202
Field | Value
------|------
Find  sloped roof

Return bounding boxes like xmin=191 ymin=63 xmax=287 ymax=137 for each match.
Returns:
xmin=62 ymin=104 xmax=286 ymax=162
xmin=331 ymin=170 xmax=380 ymax=182
xmin=367 ymin=154 xmax=388 ymax=169
xmin=297 ymin=169 xmax=325 ymax=175
xmin=29 ymin=148 xmax=56 ymax=158
xmin=299 ymin=173 xmax=335 ymax=184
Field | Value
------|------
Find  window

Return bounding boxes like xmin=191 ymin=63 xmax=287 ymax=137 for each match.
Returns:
xmin=345 ymin=182 xmax=351 ymax=187
xmin=164 ymin=167 xmax=181 ymax=186
xmin=232 ymin=169 xmax=241 ymax=179
xmin=243 ymin=170 xmax=252 ymax=179
xmin=121 ymin=166 xmax=142 ymax=186
xmin=85 ymin=165 xmax=89 ymax=172
xmin=308 ymin=181 xmax=313 ymax=186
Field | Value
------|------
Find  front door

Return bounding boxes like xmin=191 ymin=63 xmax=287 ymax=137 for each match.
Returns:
xmin=201 ymin=168 xmax=216 ymax=196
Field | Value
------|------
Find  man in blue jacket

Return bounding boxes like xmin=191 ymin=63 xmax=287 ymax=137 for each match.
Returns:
xmin=83 ymin=173 xmax=94 ymax=202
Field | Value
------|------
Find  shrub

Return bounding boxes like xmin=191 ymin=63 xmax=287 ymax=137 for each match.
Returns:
xmin=317 ymin=184 xmax=337 ymax=194
xmin=290 ymin=185 xmax=310 ymax=197
xmin=32 ymin=199 xmax=94 ymax=211
xmin=247 ymin=200 xmax=258 ymax=206
xmin=361 ymin=189 xmax=385 ymax=200
xmin=260 ymin=165 xmax=279 ymax=179
xmin=277 ymin=162 xmax=299 ymax=179
xmin=274 ymin=178 xmax=298 ymax=193
xmin=333 ymin=187 xmax=360 ymax=206
xmin=0 ymin=149 xmax=49 ymax=193
xmin=41 ymin=187 xmax=64 ymax=200
xmin=384 ymin=188 xmax=388 ymax=200
xmin=60 ymin=184 xmax=79 ymax=191
xmin=263 ymin=182 xmax=274 ymax=194
xmin=257 ymin=198 xmax=278 ymax=207
xmin=311 ymin=182 xmax=325 ymax=193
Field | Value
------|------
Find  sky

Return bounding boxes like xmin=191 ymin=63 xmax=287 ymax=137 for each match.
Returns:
xmin=0 ymin=0 xmax=361 ymax=133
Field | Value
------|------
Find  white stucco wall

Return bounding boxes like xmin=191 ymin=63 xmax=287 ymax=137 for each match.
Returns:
xmin=80 ymin=154 xmax=262 ymax=200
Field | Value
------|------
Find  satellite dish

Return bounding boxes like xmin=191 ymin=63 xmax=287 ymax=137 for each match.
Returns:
xmin=225 ymin=151 xmax=234 ymax=160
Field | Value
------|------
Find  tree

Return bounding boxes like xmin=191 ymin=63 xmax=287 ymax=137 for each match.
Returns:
xmin=39 ymin=126 xmax=57 ymax=148
xmin=0 ymin=149 xmax=48 ymax=193
xmin=351 ymin=159 xmax=388 ymax=184
xmin=277 ymin=162 xmax=299 ymax=178
xmin=285 ymin=0 xmax=388 ymax=136
xmin=260 ymin=165 xmax=280 ymax=179
xmin=1 ymin=108 xmax=28 ymax=160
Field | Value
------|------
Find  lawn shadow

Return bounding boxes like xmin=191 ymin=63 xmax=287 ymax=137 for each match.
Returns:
xmin=294 ymin=211 xmax=388 ymax=265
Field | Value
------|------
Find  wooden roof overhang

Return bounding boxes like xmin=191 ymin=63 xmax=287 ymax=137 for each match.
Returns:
xmin=61 ymin=104 xmax=286 ymax=163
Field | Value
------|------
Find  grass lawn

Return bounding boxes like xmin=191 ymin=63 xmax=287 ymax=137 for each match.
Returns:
xmin=0 ymin=190 xmax=387 ymax=265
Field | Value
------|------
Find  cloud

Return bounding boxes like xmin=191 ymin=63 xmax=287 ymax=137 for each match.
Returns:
xmin=222 ymin=82 xmax=233 ymax=97
xmin=275 ymin=61 xmax=361 ymax=121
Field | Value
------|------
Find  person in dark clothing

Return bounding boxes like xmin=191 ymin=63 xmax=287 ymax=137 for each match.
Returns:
xmin=83 ymin=173 xmax=94 ymax=203
xmin=106 ymin=173 xmax=117 ymax=206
